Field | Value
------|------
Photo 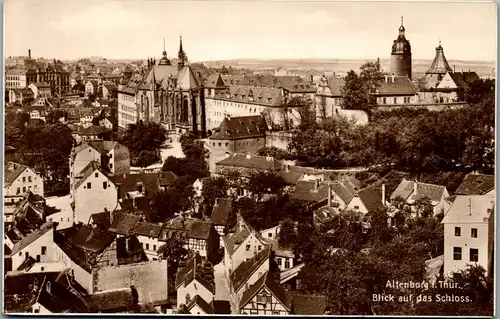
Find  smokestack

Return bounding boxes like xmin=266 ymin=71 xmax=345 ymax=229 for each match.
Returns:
xmin=382 ymin=184 xmax=386 ymax=205
xmin=28 ymin=49 xmax=31 ymax=59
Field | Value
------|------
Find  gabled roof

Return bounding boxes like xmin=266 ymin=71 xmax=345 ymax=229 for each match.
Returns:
xmin=160 ymin=217 xmax=215 ymax=240
xmin=92 ymin=260 xmax=169 ymax=305
xmin=204 ymin=73 xmax=226 ymax=89
xmin=108 ymin=211 xmax=142 ymax=236
xmin=74 ymin=161 xmax=112 ymax=190
xmin=317 ymin=75 xmax=345 ymax=97
xmin=132 ymin=222 xmax=162 ymax=237
xmin=90 ymin=211 xmax=112 ymax=230
xmin=56 ymin=224 xmax=115 ymax=253
xmin=177 ymin=65 xmax=199 ymax=90
xmin=291 ymin=180 xmax=329 ymax=203
xmin=390 ymin=178 xmax=447 ymax=203
xmin=186 ymin=295 xmax=214 ymax=314
xmin=75 ymin=125 xmax=110 ymax=136
xmin=441 ymin=195 xmax=494 ymax=224
xmin=31 ymin=82 xmax=51 ymax=88
xmin=455 ymin=173 xmax=495 ymax=195
xmin=213 ymin=85 xmax=283 ymax=107
xmin=426 ymin=44 xmax=453 ymax=75
xmin=375 ymin=76 xmax=417 ymax=96
xmin=447 ymin=72 xmax=480 ymax=89
xmin=354 ymin=185 xmax=385 ymax=212
xmin=230 ymin=246 xmax=271 ymax=293
xmin=175 ymin=253 xmax=215 ymax=294
xmin=35 ymin=276 xmax=89 ymax=313
xmin=331 ymin=180 xmax=357 ymax=204
xmin=216 ymin=153 xmax=282 ymax=171
xmin=102 ymin=82 xmax=118 ymax=91
xmin=114 ymin=173 xmax=161 ymax=200
xmin=211 ymin=198 xmax=235 ymax=227
xmin=11 ymin=221 xmax=54 ymax=256
xmin=239 ymin=271 xmax=292 ymax=311
xmin=5 ymin=162 xmax=29 ymax=185
xmin=236 ymin=74 xmax=316 ymax=93
xmin=88 ymin=140 xmax=121 ymax=154
xmin=210 ymin=115 xmax=266 ymax=140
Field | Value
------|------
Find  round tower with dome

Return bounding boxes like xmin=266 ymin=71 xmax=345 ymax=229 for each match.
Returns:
xmin=391 ymin=17 xmax=412 ymax=79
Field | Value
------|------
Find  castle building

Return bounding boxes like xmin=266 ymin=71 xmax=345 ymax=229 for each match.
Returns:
xmin=390 ymin=17 xmax=412 ymax=80
xmin=117 ymin=37 xmax=206 ymax=136
xmin=425 ymin=40 xmax=453 ymax=89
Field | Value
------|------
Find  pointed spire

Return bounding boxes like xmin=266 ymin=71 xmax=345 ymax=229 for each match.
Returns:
xmin=401 ymin=16 xmax=403 ymax=26
xmin=163 ymin=37 xmax=166 ymax=52
xmin=426 ymin=39 xmax=452 ymax=75
xmin=178 ymin=36 xmax=188 ymax=68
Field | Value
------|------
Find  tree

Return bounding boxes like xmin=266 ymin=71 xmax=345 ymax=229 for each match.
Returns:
xmin=257 ymin=146 xmax=292 ymax=161
xmin=277 ymin=218 xmax=297 ymax=248
xmin=246 ymin=170 xmax=286 ymax=201
xmin=359 ymin=60 xmax=383 ymax=104
xmin=119 ymin=122 xmax=167 ymax=167
xmin=200 ymin=176 xmax=228 ymax=217
xmin=149 ymin=178 xmax=194 ymax=222
xmin=157 ymin=237 xmax=188 ymax=265
xmin=341 ymin=70 xmax=371 ymax=112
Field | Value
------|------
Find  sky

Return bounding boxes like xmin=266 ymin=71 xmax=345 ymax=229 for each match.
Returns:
xmin=4 ymin=0 xmax=498 ymax=62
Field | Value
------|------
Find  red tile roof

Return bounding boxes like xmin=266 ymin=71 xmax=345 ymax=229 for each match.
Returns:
xmin=455 ymin=173 xmax=495 ymax=195
xmin=375 ymin=76 xmax=417 ymax=96
xmin=209 ymin=115 xmax=266 ymax=140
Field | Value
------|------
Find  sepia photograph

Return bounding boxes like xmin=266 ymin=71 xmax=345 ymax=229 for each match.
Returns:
xmin=2 ymin=0 xmax=497 ymax=315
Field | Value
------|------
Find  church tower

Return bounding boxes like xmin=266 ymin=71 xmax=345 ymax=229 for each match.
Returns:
xmin=178 ymin=36 xmax=188 ymax=69
xmin=425 ymin=40 xmax=453 ymax=88
xmin=391 ymin=17 xmax=412 ymax=79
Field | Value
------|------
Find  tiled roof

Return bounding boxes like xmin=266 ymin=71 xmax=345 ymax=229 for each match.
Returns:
xmin=108 ymin=211 xmax=142 ymax=236
xmin=239 ymin=271 xmax=292 ymax=311
xmin=92 ymin=261 xmax=169 ymax=305
xmin=132 ymin=222 xmax=162 ymax=237
xmin=11 ymin=221 xmax=54 ymax=256
xmin=375 ymin=76 xmax=417 ymax=96
xmin=447 ymin=72 xmax=480 ymax=89
xmin=390 ymin=178 xmax=447 ymax=203
xmin=237 ymin=75 xmax=316 ymax=93
xmin=35 ymin=276 xmax=89 ymax=313
xmin=216 ymin=153 xmax=282 ymax=171
xmin=57 ymin=224 xmax=115 ymax=253
xmin=356 ymin=185 xmax=385 ymax=212
xmin=83 ymin=288 xmax=135 ymax=312
xmin=426 ymin=45 xmax=453 ymax=75
xmin=103 ymin=82 xmax=118 ymax=91
xmin=441 ymin=194 xmax=494 ymax=224
xmin=75 ymin=125 xmax=110 ymax=136
xmin=289 ymin=292 xmax=326 ymax=315
xmin=187 ymin=295 xmax=214 ymax=314
xmin=317 ymin=75 xmax=345 ymax=97
xmin=213 ymin=85 xmax=283 ymax=107
xmin=313 ymin=206 xmax=337 ymax=224
xmin=5 ymin=162 xmax=28 ymax=185
xmin=211 ymin=198 xmax=234 ymax=226
xmin=114 ymin=173 xmax=161 ymax=200
xmin=209 ymin=115 xmax=266 ymax=140
xmin=74 ymin=161 xmax=111 ymax=190
xmin=230 ymin=246 xmax=271 ymax=292
xmin=455 ymin=173 xmax=495 ymax=195
xmin=331 ymin=180 xmax=356 ymax=204
xmin=90 ymin=211 xmax=112 ymax=230
xmin=204 ymin=73 xmax=226 ymax=89
xmin=88 ymin=140 xmax=120 ymax=154
xmin=175 ymin=254 xmax=215 ymax=294
xmin=116 ymin=235 xmax=148 ymax=265
xmin=159 ymin=171 xmax=178 ymax=185
xmin=177 ymin=65 xmax=200 ymax=90
xmin=291 ymin=180 xmax=329 ymax=203
xmin=188 ymin=221 xmax=214 ymax=240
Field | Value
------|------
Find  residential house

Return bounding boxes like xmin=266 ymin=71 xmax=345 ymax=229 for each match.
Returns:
xmin=175 ymin=253 xmax=215 ymax=309
xmin=390 ymin=178 xmax=449 ymax=216
xmin=102 ymin=82 xmax=118 ymax=99
xmin=4 ymin=162 xmax=44 ymax=201
xmin=345 ymin=184 xmax=386 ymax=215
xmin=207 ymin=115 xmax=267 ymax=172
xmin=222 ymin=215 xmax=269 ymax=275
xmin=455 ymin=173 xmax=495 ymax=195
xmin=72 ymin=161 xmax=118 ymax=224
xmin=99 ymin=116 xmax=117 ymax=131
xmin=79 ymin=109 xmax=95 ymax=128
xmin=131 ymin=222 xmax=163 ymax=260
xmin=210 ymin=198 xmax=237 ymax=246
xmin=435 ymin=71 xmax=480 ymax=102
xmin=441 ymin=195 xmax=494 ymax=277
xmin=373 ymin=75 xmax=418 ymax=105
xmin=314 ymin=74 xmax=369 ymax=125
xmin=93 ymin=98 xmax=109 ymax=108
xmin=229 ymin=246 xmax=272 ymax=311
xmin=192 ymin=177 xmax=211 ymax=213
xmin=9 ymin=221 xmax=66 ymax=273
xmin=238 ymin=271 xmax=293 ymax=315
xmin=90 ymin=260 xmax=170 ymax=312
xmin=186 ymin=295 xmax=215 ymax=315
xmin=28 ymin=82 xmax=52 ymax=99
xmin=85 ymin=80 xmax=99 ymax=96
xmin=291 ymin=180 xmax=329 ymax=210
xmin=71 ymin=125 xmax=111 ymax=144
xmin=259 ymin=225 xmax=295 ymax=271
xmin=9 ymin=88 xmax=35 ymax=104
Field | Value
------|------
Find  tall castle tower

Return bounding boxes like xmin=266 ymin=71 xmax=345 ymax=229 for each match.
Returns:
xmin=391 ymin=17 xmax=412 ymax=79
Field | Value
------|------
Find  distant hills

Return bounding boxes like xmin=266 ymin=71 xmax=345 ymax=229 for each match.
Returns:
xmin=199 ymin=58 xmax=495 ymax=78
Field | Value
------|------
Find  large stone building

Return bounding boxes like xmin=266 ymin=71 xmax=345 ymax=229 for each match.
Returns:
xmin=390 ymin=17 xmax=412 ymax=80
xmin=118 ymin=37 xmax=206 ymax=136
xmin=425 ymin=41 xmax=453 ymax=89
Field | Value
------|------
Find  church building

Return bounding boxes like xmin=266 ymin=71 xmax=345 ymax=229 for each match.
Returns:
xmin=390 ymin=17 xmax=412 ymax=80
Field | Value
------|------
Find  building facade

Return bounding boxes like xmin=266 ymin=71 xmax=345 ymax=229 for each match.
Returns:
xmin=390 ymin=17 xmax=412 ymax=79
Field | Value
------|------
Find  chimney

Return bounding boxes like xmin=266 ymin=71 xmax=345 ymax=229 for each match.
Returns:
xmin=328 ymin=183 xmax=332 ymax=207
xmin=246 ymin=154 xmax=251 ymax=159
xmin=285 ymin=164 xmax=290 ymax=172
xmin=309 ymin=74 xmax=314 ymax=84
xmin=413 ymin=180 xmax=418 ymax=195
xmin=391 ymin=74 xmax=395 ymax=83
xmin=266 ymin=156 xmax=273 ymax=161
xmin=125 ymin=236 xmax=130 ymax=251
xmin=28 ymin=49 xmax=31 ymax=59
xmin=46 ymin=281 xmax=51 ymax=294
xmin=382 ymin=184 xmax=386 ymax=206
xmin=454 ymin=65 xmax=456 ymax=73
xmin=214 ymin=198 xmax=219 ymax=206
xmin=314 ymin=179 xmax=320 ymax=190
xmin=384 ymin=75 xmax=388 ymax=83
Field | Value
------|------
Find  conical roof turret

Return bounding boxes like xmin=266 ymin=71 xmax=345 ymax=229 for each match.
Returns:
xmin=426 ymin=40 xmax=452 ymax=75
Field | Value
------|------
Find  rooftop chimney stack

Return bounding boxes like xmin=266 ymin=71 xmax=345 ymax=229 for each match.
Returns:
xmin=382 ymin=184 xmax=386 ymax=206
xmin=391 ymin=74 xmax=395 ymax=83
xmin=413 ymin=180 xmax=418 ymax=195
xmin=328 ymin=183 xmax=332 ymax=207
xmin=28 ymin=49 xmax=31 ymax=60
xmin=385 ymin=75 xmax=388 ymax=83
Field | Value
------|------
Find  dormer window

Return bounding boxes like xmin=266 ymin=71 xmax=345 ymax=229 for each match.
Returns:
xmin=137 ymin=183 xmax=144 ymax=193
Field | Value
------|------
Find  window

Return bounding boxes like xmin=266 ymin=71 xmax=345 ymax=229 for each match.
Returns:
xmin=19 ymin=252 xmax=22 ymax=256
xmin=258 ymin=245 xmax=262 ymax=251
xmin=470 ymin=249 xmax=479 ymax=262
xmin=36 ymin=255 xmax=40 ymax=262
xmin=273 ymin=311 xmax=280 ymax=315
xmin=250 ymin=309 xmax=258 ymax=314
xmin=25 ymin=252 xmax=29 ymax=259
xmin=34 ymin=309 xmax=39 ymax=313
xmin=95 ymin=173 xmax=99 ymax=178
xmin=393 ymin=97 xmax=397 ymax=104
xmin=455 ymin=227 xmax=461 ymax=236
xmin=471 ymin=228 xmax=478 ymax=238
xmin=16 ymin=187 xmax=20 ymax=195
xmin=28 ymin=176 xmax=32 ymax=182
xmin=146 ymin=243 xmax=150 ymax=250
xmin=103 ymin=182 xmax=107 ymax=189
xmin=153 ymin=245 xmax=157 ymax=251
xmin=266 ymin=296 xmax=272 ymax=303
xmin=453 ymin=247 xmax=462 ymax=260
xmin=219 ymin=143 xmax=222 ymax=147
xmin=354 ymin=205 xmax=359 ymax=210
xmin=87 ymin=182 xmax=91 ymax=189
xmin=22 ymin=186 xmax=26 ymax=193
xmin=23 ymin=176 xmax=26 ymax=183
xmin=277 ymin=258 xmax=282 ymax=266
xmin=225 ymin=143 xmax=229 ymax=147
xmin=268 ymin=233 xmax=272 ymax=238
xmin=41 ymin=246 xmax=47 ymax=255
xmin=257 ymin=295 xmax=266 ymax=303
xmin=285 ymin=259 xmax=290 ymax=269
